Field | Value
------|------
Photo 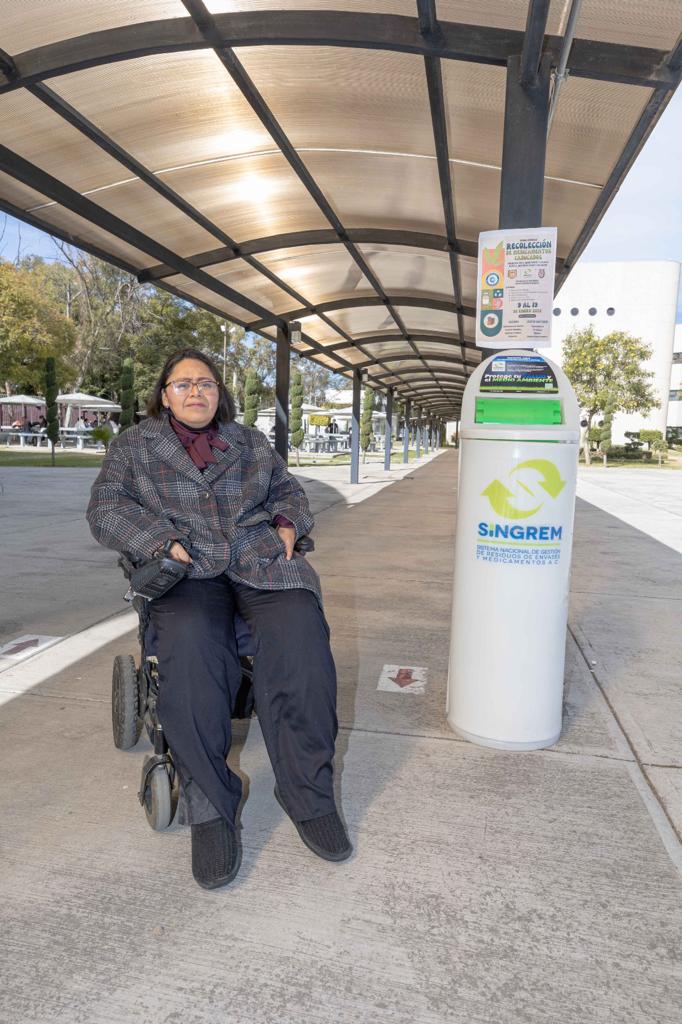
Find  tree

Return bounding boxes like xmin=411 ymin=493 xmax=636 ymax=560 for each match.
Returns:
xmin=44 ymin=356 xmax=59 ymax=468
xmin=290 ymin=371 xmax=305 ymax=466
xmin=360 ymin=386 xmax=374 ymax=463
xmin=0 ymin=261 xmax=75 ymax=394
xmin=562 ymin=327 xmax=658 ymax=465
xmin=639 ymin=429 xmax=662 ymax=451
xmin=652 ymin=438 xmax=668 ymax=466
xmin=243 ymin=369 xmax=260 ymax=427
xmin=119 ymin=358 xmax=135 ymax=432
xmin=598 ymin=396 xmax=615 ymax=466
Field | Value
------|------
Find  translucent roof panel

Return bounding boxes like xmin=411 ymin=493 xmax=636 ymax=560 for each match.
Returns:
xmin=255 ymin=245 xmax=373 ymax=307
xmin=393 ymin=307 xmax=460 ymax=336
xmin=201 ymin=259 xmax=297 ymax=315
xmin=325 ymin=347 xmax=368 ymax=366
xmin=156 ymin=154 xmax=330 ymax=244
xmin=0 ymin=90 xmax=137 ymax=196
xmin=547 ymin=80 xmax=654 ymax=186
xmin=443 ymin=62 xmax=506 ymax=168
xmin=236 ymin=47 xmax=434 ymax=158
xmin=357 ymin=341 xmax=417 ymax=359
xmin=325 ymin=305 xmax=403 ymax=338
xmin=356 ymin=246 xmax=454 ymax=303
xmin=301 ymin=151 xmax=446 ymax=235
xmin=0 ymin=1 xmax=188 ymax=55
xmin=164 ymin=274 xmax=265 ymax=326
xmin=22 ymin=202 xmax=156 ymax=270
xmin=50 ymin=52 xmax=276 ymax=172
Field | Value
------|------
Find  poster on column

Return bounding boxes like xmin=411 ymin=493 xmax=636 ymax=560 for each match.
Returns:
xmin=475 ymin=226 xmax=557 ymax=348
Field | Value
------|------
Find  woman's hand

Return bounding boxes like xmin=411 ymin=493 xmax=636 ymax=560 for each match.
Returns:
xmin=275 ymin=525 xmax=296 ymax=561
xmin=168 ymin=541 xmax=193 ymax=564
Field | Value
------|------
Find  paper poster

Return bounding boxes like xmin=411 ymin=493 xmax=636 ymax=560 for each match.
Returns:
xmin=476 ymin=227 xmax=557 ymax=348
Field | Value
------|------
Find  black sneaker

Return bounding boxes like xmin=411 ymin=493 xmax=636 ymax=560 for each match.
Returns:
xmin=274 ymin=786 xmax=352 ymax=862
xmin=191 ymin=817 xmax=242 ymax=889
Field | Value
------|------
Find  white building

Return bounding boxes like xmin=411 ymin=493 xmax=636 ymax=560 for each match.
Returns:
xmin=547 ymin=260 xmax=680 ymax=443
xmin=669 ymin=323 xmax=682 ymax=433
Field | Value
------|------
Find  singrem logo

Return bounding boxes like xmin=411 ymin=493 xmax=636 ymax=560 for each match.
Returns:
xmin=478 ymin=523 xmax=563 ymax=541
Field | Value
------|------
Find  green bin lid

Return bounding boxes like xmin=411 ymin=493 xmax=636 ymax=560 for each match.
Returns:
xmin=475 ymin=396 xmax=562 ymax=425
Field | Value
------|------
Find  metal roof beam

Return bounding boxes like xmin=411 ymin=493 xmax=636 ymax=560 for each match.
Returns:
xmin=138 ymin=229 xmax=483 ymax=283
xmin=252 ymin=296 xmax=476 ymax=329
xmin=520 ymin=0 xmax=551 ymax=85
xmin=1 ymin=14 xmax=676 ymax=94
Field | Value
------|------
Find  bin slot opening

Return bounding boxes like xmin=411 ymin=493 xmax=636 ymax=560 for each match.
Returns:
xmin=475 ymin=397 xmax=562 ymax=425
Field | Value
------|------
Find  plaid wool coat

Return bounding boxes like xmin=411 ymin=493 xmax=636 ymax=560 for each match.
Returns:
xmin=86 ymin=414 xmax=321 ymax=603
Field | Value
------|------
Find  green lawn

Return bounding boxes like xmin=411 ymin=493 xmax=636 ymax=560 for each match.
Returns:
xmin=0 ymin=448 xmax=106 ymax=467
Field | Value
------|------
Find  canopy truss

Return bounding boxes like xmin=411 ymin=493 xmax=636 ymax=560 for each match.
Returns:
xmin=0 ymin=1 xmax=679 ymax=420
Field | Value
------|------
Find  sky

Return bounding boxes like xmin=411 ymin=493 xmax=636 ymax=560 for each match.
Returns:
xmin=0 ymin=83 xmax=681 ymax=319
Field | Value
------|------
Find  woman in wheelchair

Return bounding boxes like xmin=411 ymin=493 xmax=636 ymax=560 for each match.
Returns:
xmin=87 ymin=347 xmax=351 ymax=889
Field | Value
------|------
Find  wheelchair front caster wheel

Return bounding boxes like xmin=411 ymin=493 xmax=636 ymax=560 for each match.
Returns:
xmin=141 ymin=756 xmax=178 ymax=831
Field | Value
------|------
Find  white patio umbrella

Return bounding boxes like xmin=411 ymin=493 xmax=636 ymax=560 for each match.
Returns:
xmin=57 ymin=392 xmax=122 ymax=427
xmin=0 ymin=394 xmax=45 ymax=426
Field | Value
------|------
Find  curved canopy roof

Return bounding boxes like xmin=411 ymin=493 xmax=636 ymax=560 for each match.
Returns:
xmin=0 ymin=2 xmax=679 ymax=418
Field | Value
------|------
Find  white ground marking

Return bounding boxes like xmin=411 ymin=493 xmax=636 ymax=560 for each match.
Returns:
xmin=377 ymin=664 xmax=428 ymax=694
xmin=0 ymin=635 xmax=62 ymax=661
xmin=0 ymin=611 xmax=137 ymax=707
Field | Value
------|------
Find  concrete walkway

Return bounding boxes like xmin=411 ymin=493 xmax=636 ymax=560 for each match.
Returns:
xmin=2 ymin=451 xmax=681 ymax=1023
xmin=577 ymin=466 xmax=682 ymax=554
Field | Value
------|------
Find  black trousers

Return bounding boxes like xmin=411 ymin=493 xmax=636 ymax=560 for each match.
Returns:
xmin=150 ymin=576 xmax=338 ymax=826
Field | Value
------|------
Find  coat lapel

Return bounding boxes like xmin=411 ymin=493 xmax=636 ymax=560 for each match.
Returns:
xmin=139 ymin=415 xmax=206 ymax=486
xmin=202 ymin=421 xmax=246 ymax=485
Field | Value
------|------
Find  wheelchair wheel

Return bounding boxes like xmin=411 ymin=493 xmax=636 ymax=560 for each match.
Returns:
xmin=112 ymin=654 xmax=143 ymax=750
xmin=142 ymin=756 xmax=178 ymax=831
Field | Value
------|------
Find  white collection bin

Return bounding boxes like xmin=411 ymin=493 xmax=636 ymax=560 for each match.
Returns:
xmin=447 ymin=350 xmax=580 ymax=750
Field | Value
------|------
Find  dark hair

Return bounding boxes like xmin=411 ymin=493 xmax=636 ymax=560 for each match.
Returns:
xmin=146 ymin=347 xmax=236 ymax=423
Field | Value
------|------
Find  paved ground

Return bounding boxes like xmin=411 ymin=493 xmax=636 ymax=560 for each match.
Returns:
xmin=577 ymin=466 xmax=682 ymax=554
xmin=0 ymin=452 xmax=438 ymax=649
xmin=1 ymin=451 xmax=681 ymax=1023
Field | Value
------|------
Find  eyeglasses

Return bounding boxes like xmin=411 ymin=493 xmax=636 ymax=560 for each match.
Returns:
xmin=164 ymin=378 xmax=219 ymax=396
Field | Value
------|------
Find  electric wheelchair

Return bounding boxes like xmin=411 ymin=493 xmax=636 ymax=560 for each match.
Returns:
xmin=111 ymin=536 xmax=312 ymax=831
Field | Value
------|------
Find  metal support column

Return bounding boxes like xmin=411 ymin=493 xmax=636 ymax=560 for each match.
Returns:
xmin=384 ymin=388 xmax=393 ymax=471
xmin=424 ymin=416 xmax=429 ymax=455
xmin=274 ymin=323 xmax=290 ymax=463
xmin=351 ymin=368 xmax=361 ymax=485
xmin=499 ymin=51 xmax=552 ymax=229
xmin=415 ymin=408 xmax=421 ymax=459
xmin=403 ymin=400 xmax=411 ymax=464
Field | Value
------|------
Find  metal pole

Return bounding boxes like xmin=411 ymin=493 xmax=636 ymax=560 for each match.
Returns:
xmin=403 ymin=399 xmax=411 ymax=464
xmin=275 ymin=323 xmax=290 ymax=463
xmin=221 ymin=322 xmax=227 ymax=383
xmin=415 ymin=408 xmax=421 ymax=459
xmin=384 ymin=388 xmax=393 ymax=470
xmin=499 ymin=52 xmax=552 ymax=229
xmin=351 ymin=368 xmax=361 ymax=485
xmin=424 ymin=415 xmax=429 ymax=455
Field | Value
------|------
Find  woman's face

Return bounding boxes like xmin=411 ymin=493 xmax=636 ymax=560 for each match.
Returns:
xmin=161 ymin=357 xmax=220 ymax=429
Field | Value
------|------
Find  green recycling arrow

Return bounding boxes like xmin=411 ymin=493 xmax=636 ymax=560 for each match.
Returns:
xmin=481 ymin=480 xmax=543 ymax=519
xmin=512 ymin=459 xmax=565 ymax=498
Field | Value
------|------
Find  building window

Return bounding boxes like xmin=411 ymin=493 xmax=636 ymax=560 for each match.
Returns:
xmin=606 ymin=307 xmax=615 ymax=315
xmin=588 ymin=307 xmax=597 ymax=316
xmin=553 ymin=307 xmax=561 ymax=316
xmin=672 ymin=352 xmax=682 ymax=364
xmin=570 ymin=307 xmax=579 ymax=316
xmin=669 ymin=390 xmax=682 ymax=402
